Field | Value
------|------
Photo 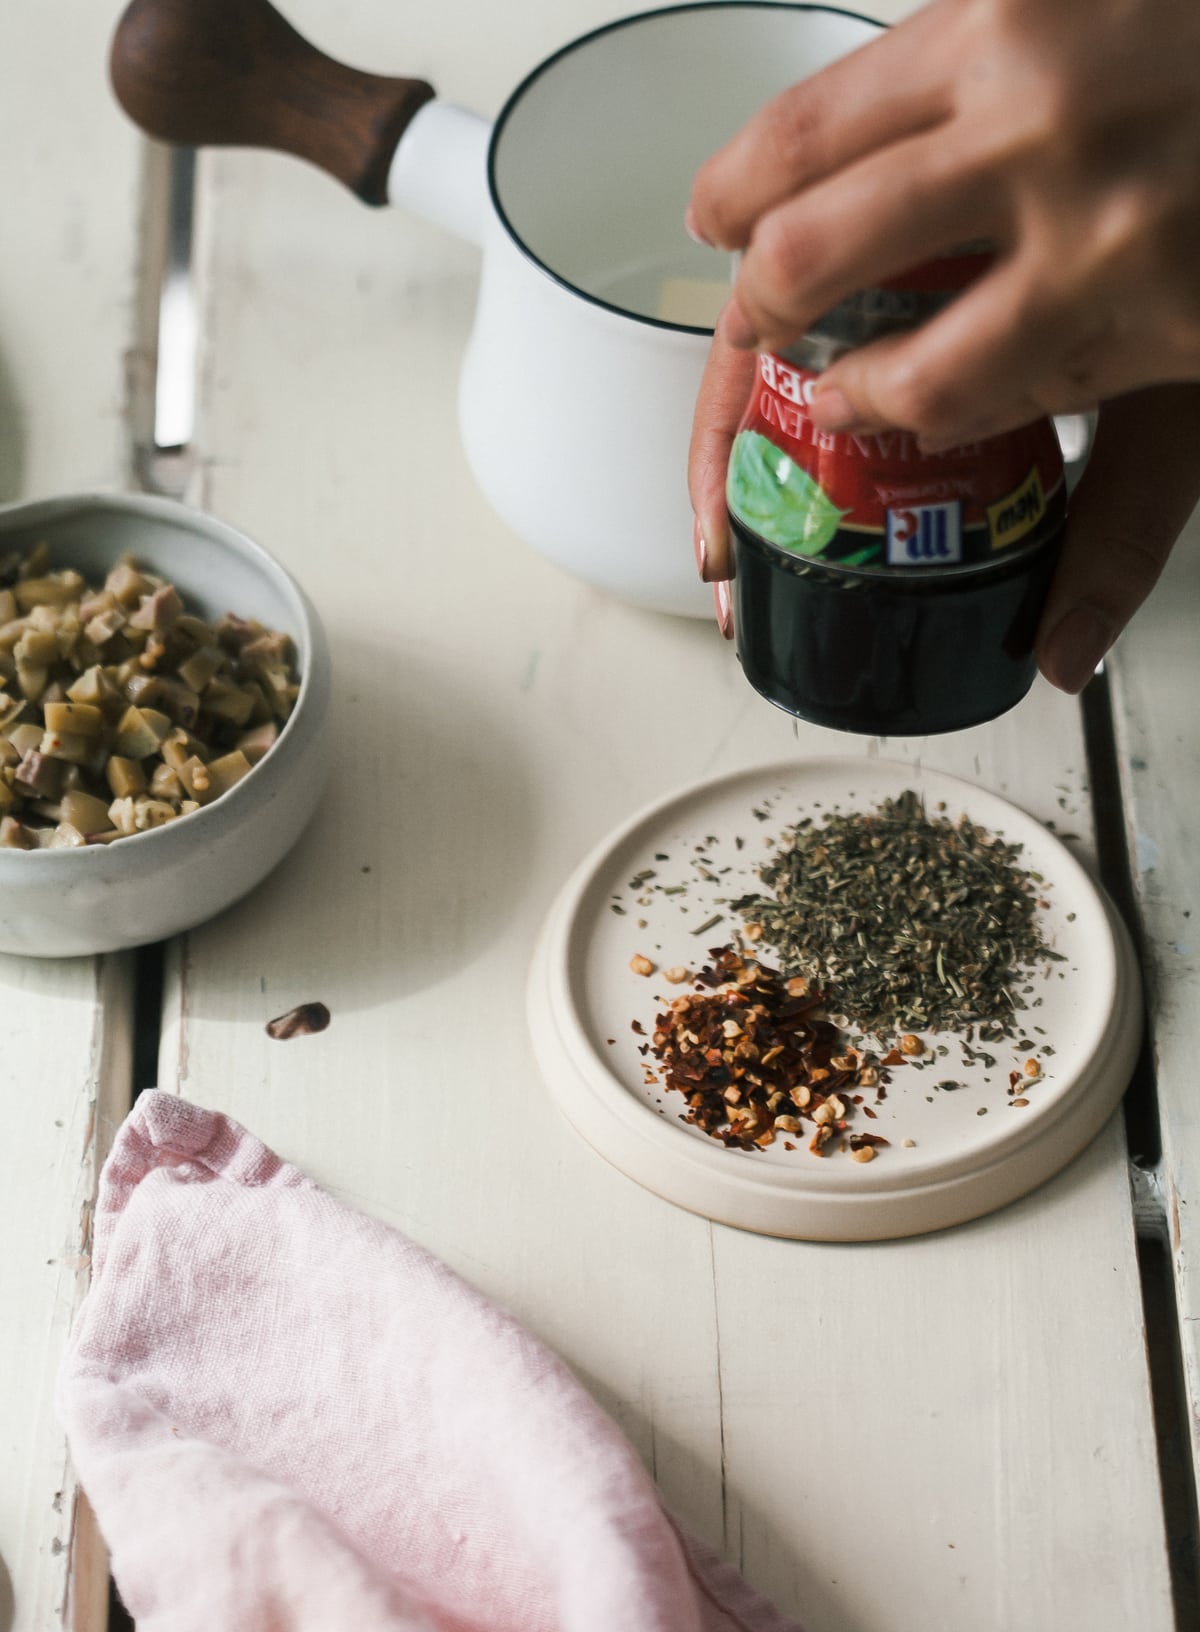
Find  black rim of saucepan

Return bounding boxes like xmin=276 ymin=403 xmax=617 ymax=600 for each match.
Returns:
xmin=485 ymin=2 xmax=882 ymax=334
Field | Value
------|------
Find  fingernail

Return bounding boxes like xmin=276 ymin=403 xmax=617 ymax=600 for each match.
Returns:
xmin=719 ymin=300 xmax=758 ymax=351
xmin=695 ymin=515 xmax=729 ymax=582
xmin=1042 ymin=605 xmax=1117 ymax=694
xmin=713 ymin=579 xmax=733 ymax=639
xmin=693 ymin=516 xmax=707 ymax=579
xmin=807 ymin=388 xmax=858 ymax=432
xmin=684 ymin=204 xmax=713 ymax=247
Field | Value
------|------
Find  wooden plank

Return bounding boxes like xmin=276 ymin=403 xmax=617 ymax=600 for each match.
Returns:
xmin=162 ymin=2 xmax=1171 ymax=1625
xmin=1108 ymin=506 xmax=1200 ymax=1510
xmin=0 ymin=3 xmax=142 ymax=1626
xmin=0 ymin=960 xmax=135 ymax=1632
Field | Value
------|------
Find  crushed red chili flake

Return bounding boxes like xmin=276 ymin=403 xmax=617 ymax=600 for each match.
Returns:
xmin=645 ymin=946 xmax=897 ymax=1156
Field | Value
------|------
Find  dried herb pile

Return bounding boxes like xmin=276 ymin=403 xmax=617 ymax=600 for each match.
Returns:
xmin=646 ymin=946 xmax=894 ymax=1157
xmin=734 ymin=790 xmax=1058 ymax=1038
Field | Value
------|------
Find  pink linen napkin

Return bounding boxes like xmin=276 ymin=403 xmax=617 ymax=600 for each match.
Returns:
xmin=57 ymin=1090 xmax=802 ymax=1632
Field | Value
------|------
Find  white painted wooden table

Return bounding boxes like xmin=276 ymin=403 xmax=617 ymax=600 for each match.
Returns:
xmin=3 ymin=2 xmax=1197 ymax=1629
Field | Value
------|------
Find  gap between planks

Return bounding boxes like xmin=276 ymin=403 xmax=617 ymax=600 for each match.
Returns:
xmin=1082 ymin=668 xmax=1200 ymax=1627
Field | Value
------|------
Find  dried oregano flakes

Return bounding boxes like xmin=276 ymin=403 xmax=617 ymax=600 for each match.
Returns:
xmin=732 ymin=789 xmax=1063 ymax=1039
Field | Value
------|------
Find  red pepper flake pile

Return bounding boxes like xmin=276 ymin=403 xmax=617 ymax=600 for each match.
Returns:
xmin=643 ymin=946 xmax=895 ymax=1157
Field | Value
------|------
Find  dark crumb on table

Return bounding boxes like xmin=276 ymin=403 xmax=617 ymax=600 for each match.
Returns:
xmin=265 ymin=1001 xmax=331 ymax=1040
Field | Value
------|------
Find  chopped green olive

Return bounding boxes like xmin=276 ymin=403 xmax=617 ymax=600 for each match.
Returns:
xmin=44 ymin=701 xmax=103 ymax=737
xmin=14 ymin=571 xmax=86 ymax=610
xmin=177 ymin=646 xmax=224 ymax=692
xmin=205 ymin=750 xmax=252 ymax=799
xmin=67 ymin=664 xmax=122 ymax=710
xmin=113 ymin=707 xmax=166 ymax=761
xmin=106 ymin=756 xmax=147 ymax=799
xmin=202 ymin=676 xmax=256 ymax=725
xmin=237 ymin=721 xmax=278 ymax=764
xmin=60 ymin=790 xmax=114 ymax=835
xmin=39 ymin=729 xmax=94 ymax=765
xmin=8 ymin=723 xmax=43 ymax=756
xmin=15 ymin=627 xmax=59 ymax=667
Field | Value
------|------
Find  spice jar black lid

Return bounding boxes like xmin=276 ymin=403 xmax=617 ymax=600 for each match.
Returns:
xmin=730 ymin=513 xmax=1064 ymax=736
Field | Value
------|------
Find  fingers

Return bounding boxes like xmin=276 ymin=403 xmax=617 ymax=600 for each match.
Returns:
xmin=688 ymin=0 xmax=957 ymax=250
xmin=807 ymin=256 xmax=1118 ymax=444
xmin=1036 ymin=384 xmax=1200 ymax=692
xmin=720 ymin=127 xmax=1001 ymax=358
xmin=688 ymin=326 xmax=757 ymax=582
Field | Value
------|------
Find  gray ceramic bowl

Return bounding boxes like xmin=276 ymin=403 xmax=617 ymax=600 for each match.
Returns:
xmin=0 ymin=492 xmax=332 ymax=956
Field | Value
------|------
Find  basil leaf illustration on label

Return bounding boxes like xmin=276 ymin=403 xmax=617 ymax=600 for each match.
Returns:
xmin=727 ymin=430 xmax=849 ymax=555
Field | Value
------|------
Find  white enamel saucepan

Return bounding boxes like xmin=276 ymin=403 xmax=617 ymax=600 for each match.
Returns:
xmin=111 ymin=1 xmax=881 ymax=617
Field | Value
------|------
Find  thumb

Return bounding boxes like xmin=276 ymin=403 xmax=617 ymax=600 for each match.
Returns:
xmin=688 ymin=315 xmax=758 ymax=582
xmin=1037 ymin=385 xmax=1200 ymax=693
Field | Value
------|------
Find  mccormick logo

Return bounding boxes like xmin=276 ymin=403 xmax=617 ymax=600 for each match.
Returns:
xmin=885 ymin=501 xmax=963 ymax=565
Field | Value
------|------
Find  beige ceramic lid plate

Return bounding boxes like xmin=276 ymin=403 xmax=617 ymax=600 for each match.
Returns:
xmin=527 ymin=757 xmax=1141 ymax=1240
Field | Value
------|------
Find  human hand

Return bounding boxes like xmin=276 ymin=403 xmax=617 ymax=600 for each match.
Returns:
xmin=688 ymin=331 xmax=1200 ymax=691
xmin=687 ymin=0 xmax=1200 ymax=446
xmin=687 ymin=0 xmax=1200 ymax=687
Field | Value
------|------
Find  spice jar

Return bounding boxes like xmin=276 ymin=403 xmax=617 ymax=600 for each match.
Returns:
xmin=726 ymin=255 xmax=1066 ymax=735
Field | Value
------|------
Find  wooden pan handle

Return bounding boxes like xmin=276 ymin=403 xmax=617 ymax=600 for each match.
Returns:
xmin=110 ymin=0 xmax=436 ymax=205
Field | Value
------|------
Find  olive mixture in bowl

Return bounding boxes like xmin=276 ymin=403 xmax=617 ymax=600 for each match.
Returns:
xmin=0 ymin=540 xmax=299 ymax=849
xmin=0 ymin=491 xmax=330 ymax=956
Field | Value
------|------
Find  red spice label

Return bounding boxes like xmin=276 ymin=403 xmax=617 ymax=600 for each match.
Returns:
xmin=728 ymin=355 xmax=1066 ymax=569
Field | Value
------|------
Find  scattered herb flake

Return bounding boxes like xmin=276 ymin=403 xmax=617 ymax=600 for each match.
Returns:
xmin=690 ymin=913 xmax=724 ymax=937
